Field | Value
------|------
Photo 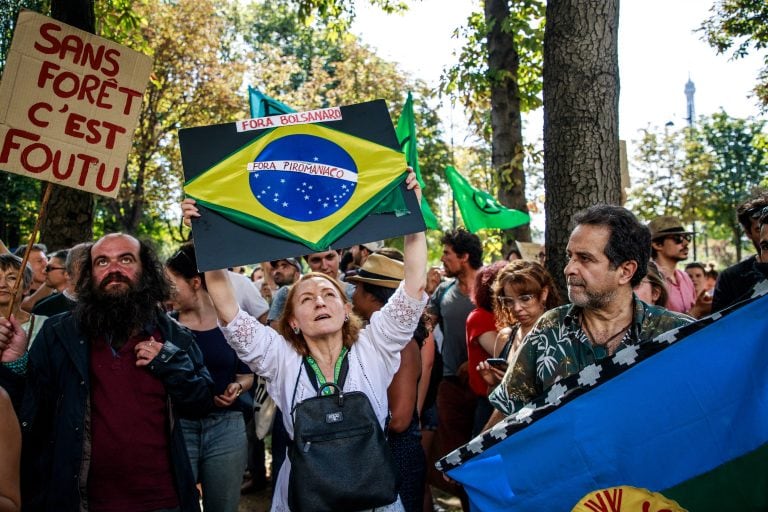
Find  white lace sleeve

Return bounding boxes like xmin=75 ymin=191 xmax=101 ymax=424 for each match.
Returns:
xmin=218 ymin=307 xmax=285 ymax=378
xmin=364 ymin=283 xmax=428 ymax=353
xmin=383 ymin=283 xmax=429 ymax=332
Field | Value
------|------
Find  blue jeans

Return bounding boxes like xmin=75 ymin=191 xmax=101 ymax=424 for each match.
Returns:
xmin=180 ymin=410 xmax=247 ymax=512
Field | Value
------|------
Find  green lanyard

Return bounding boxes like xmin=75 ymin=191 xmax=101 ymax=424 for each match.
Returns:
xmin=305 ymin=346 xmax=348 ymax=395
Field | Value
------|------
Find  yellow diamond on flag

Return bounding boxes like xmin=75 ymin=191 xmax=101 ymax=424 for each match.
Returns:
xmin=183 ymin=122 xmax=407 ymax=251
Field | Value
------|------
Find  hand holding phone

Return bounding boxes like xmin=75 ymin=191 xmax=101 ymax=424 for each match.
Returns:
xmin=485 ymin=358 xmax=509 ymax=370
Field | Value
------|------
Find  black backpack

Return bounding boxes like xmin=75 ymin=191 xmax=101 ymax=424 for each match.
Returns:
xmin=288 ymin=352 xmax=401 ymax=512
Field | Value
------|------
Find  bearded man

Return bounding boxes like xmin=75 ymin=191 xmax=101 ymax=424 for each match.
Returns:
xmin=489 ymin=205 xmax=692 ymax=416
xmin=0 ymin=233 xmax=213 ymax=512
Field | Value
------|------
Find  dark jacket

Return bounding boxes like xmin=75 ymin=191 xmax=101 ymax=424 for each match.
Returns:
xmin=712 ymin=255 xmax=768 ymax=312
xmin=0 ymin=310 xmax=214 ymax=512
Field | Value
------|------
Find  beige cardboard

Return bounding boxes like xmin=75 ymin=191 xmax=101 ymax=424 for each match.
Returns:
xmin=516 ymin=241 xmax=544 ymax=262
xmin=0 ymin=10 xmax=152 ymax=197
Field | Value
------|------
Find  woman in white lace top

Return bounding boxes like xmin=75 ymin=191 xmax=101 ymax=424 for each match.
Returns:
xmin=181 ymin=172 xmax=427 ymax=512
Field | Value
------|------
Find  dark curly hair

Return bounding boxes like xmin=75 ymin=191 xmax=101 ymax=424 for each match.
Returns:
xmin=571 ymin=205 xmax=650 ymax=288
xmin=441 ymin=228 xmax=483 ymax=269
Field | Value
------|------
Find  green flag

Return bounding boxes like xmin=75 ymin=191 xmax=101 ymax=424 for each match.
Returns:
xmin=395 ymin=92 xmax=440 ymax=230
xmin=248 ymin=86 xmax=295 ymax=118
xmin=444 ymin=165 xmax=530 ymax=233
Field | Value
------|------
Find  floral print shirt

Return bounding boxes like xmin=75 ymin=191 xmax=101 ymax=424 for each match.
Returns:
xmin=489 ymin=296 xmax=693 ymax=415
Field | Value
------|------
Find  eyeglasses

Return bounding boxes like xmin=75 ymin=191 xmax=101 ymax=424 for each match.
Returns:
xmin=498 ymin=294 xmax=536 ymax=308
xmin=45 ymin=265 xmax=65 ymax=272
xmin=666 ymin=234 xmax=692 ymax=244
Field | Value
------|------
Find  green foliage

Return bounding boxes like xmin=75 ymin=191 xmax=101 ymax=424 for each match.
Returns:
xmin=95 ymin=0 xmax=248 ymax=237
xmin=626 ymin=127 xmax=693 ymax=221
xmin=627 ymin=111 xmax=768 ymax=261
xmin=441 ymin=0 xmax=545 ymax=141
xmin=695 ymin=110 xmax=768 ymax=236
xmin=0 ymin=0 xmax=50 ymax=70
xmin=0 ymin=0 xmax=49 ymax=245
xmin=0 ymin=174 xmax=42 ymax=248
xmin=700 ymin=0 xmax=768 ymax=108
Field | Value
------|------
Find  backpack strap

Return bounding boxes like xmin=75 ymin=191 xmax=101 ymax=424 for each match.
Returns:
xmin=289 ymin=348 xmax=351 ymax=426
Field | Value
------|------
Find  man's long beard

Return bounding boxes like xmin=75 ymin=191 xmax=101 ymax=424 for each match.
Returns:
xmin=76 ymin=272 xmax=159 ymax=348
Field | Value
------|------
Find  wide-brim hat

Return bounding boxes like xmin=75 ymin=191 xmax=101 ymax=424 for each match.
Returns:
xmin=648 ymin=215 xmax=694 ymax=241
xmin=346 ymin=253 xmax=404 ymax=289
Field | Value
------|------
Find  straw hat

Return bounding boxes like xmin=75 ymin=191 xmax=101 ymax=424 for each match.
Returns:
xmin=346 ymin=253 xmax=404 ymax=289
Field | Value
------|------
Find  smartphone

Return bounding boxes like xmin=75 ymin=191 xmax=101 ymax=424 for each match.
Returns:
xmin=485 ymin=358 xmax=509 ymax=370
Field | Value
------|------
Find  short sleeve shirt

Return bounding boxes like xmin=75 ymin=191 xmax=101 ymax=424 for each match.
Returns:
xmin=661 ymin=268 xmax=696 ymax=314
xmin=428 ymin=280 xmax=475 ymax=376
xmin=489 ymin=296 xmax=693 ymax=415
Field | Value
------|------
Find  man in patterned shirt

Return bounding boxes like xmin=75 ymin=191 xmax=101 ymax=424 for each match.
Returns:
xmin=489 ymin=205 xmax=692 ymax=416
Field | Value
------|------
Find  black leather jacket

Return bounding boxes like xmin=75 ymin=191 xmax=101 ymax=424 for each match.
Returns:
xmin=0 ymin=310 xmax=214 ymax=512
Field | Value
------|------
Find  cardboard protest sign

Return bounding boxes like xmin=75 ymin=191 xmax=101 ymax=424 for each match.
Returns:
xmin=516 ymin=241 xmax=543 ymax=262
xmin=0 ymin=10 xmax=152 ymax=197
xmin=180 ymin=99 xmax=426 ymax=271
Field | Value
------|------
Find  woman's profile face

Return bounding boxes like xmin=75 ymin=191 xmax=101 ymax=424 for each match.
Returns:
xmin=290 ymin=276 xmax=348 ymax=338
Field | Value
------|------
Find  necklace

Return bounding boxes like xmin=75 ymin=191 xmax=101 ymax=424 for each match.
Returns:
xmin=581 ymin=315 xmax=632 ymax=348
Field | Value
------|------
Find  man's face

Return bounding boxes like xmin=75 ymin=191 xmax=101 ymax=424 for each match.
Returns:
xmin=44 ymin=256 xmax=68 ymax=290
xmin=759 ymin=224 xmax=768 ymax=264
xmin=685 ymin=267 xmax=706 ymax=295
xmin=306 ymin=250 xmax=340 ymax=278
xmin=653 ymin=234 xmax=690 ymax=263
xmin=90 ymin=235 xmax=142 ymax=296
xmin=27 ymin=249 xmax=48 ymax=285
xmin=441 ymin=245 xmax=465 ymax=278
xmin=271 ymin=260 xmax=298 ymax=286
xmin=565 ymin=224 xmax=625 ymax=309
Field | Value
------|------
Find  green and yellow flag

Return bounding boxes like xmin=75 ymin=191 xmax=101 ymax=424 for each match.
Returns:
xmin=395 ymin=92 xmax=440 ymax=230
xmin=184 ymin=121 xmax=407 ymax=251
xmin=444 ymin=165 xmax=529 ymax=233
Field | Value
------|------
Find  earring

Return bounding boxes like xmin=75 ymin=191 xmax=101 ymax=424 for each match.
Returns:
xmin=344 ymin=314 xmax=349 ymax=323
xmin=293 ymin=326 xmax=301 ymax=335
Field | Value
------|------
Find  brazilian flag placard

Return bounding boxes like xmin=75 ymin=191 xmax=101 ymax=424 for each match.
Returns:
xmin=179 ymin=100 xmax=425 ymax=271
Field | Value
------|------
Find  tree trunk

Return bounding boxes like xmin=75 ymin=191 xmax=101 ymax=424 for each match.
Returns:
xmin=40 ymin=0 xmax=95 ymax=249
xmin=486 ymin=0 xmax=531 ymax=251
xmin=543 ymin=0 xmax=620 ymax=296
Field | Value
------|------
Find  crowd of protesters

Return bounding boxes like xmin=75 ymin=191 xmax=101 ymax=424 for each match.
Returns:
xmin=1 ymin=189 xmax=767 ymax=512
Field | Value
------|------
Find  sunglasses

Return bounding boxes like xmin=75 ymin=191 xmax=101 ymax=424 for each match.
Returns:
xmin=666 ymin=234 xmax=692 ymax=244
xmin=45 ymin=265 xmax=66 ymax=272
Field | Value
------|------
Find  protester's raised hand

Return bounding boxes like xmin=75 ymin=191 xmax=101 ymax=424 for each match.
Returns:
xmin=181 ymin=198 xmax=200 ymax=227
xmin=404 ymin=167 xmax=422 ymax=204
xmin=0 ymin=315 xmax=29 ymax=363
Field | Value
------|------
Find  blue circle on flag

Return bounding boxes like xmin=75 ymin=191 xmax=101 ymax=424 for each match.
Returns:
xmin=249 ymin=134 xmax=358 ymax=222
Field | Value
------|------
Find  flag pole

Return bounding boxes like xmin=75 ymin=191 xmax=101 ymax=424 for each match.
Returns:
xmin=6 ymin=182 xmax=54 ymax=317
xmin=450 ymin=94 xmax=457 ymax=230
